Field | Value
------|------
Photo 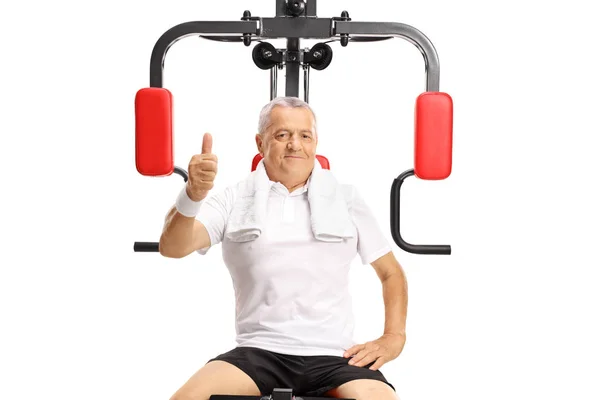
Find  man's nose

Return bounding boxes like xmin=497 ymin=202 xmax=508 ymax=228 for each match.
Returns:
xmin=288 ymin=136 xmax=301 ymax=150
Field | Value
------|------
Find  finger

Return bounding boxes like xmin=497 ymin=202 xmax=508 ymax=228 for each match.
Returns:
xmin=190 ymin=155 xmax=218 ymax=166
xmin=198 ymin=159 xmax=218 ymax=172
xmin=202 ymin=133 xmax=213 ymax=154
xmin=197 ymin=170 xmax=217 ymax=181
xmin=348 ymin=348 xmax=373 ymax=366
xmin=352 ymin=352 xmax=378 ymax=368
xmin=189 ymin=161 xmax=217 ymax=177
xmin=343 ymin=347 xmax=355 ymax=358
xmin=344 ymin=344 xmax=364 ymax=358
xmin=368 ymin=357 xmax=386 ymax=371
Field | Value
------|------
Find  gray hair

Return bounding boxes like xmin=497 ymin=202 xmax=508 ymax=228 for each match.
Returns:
xmin=257 ymin=96 xmax=317 ymax=136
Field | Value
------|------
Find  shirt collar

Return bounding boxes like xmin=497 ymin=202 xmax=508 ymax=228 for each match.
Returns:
xmin=270 ymin=173 xmax=311 ymax=196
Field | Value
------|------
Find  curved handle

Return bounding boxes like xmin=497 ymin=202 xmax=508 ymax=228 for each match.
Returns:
xmin=133 ymin=242 xmax=159 ymax=252
xmin=134 ymin=166 xmax=187 ymax=253
xmin=390 ymin=169 xmax=451 ymax=255
xmin=173 ymin=165 xmax=188 ymax=182
xmin=150 ymin=21 xmax=257 ymax=87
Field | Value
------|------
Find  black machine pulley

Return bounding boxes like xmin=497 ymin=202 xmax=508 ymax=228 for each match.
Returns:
xmin=305 ymin=42 xmax=333 ymax=70
xmin=253 ymin=41 xmax=333 ymax=71
xmin=252 ymin=42 xmax=280 ymax=70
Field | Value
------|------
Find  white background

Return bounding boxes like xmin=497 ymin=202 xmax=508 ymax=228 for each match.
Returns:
xmin=1 ymin=0 xmax=599 ymax=399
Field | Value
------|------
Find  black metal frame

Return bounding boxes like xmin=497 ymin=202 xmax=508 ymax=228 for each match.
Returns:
xmin=135 ymin=0 xmax=451 ymax=256
xmin=391 ymin=170 xmax=451 ymax=255
xmin=210 ymin=387 xmax=354 ymax=400
xmin=148 ymin=3 xmax=440 ymax=95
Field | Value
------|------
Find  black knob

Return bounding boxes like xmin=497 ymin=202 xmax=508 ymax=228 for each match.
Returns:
xmin=241 ymin=10 xmax=252 ymax=46
xmin=286 ymin=0 xmax=306 ymax=16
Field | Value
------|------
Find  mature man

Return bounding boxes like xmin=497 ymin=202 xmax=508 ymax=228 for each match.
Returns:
xmin=159 ymin=97 xmax=408 ymax=400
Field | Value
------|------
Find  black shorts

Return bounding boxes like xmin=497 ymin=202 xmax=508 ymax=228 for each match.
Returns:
xmin=207 ymin=345 xmax=395 ymax=397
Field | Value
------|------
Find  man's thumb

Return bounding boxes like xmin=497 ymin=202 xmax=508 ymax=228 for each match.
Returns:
xmin=202 ymin=133 xmax=213 ymax=154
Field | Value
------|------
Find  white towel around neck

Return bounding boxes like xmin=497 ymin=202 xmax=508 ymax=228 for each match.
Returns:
xmin=224 ymin=158 xmax=355 ymax=243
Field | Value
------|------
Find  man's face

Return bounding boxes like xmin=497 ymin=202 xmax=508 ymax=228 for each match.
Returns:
xmin=255 ymin=106 xmax=318 ymax=182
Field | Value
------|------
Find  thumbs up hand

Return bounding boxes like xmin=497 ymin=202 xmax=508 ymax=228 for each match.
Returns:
xmin=186 ymin=133 xmax=218 ymax=202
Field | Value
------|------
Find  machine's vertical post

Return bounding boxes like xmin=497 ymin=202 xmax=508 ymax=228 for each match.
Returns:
xmin=275 ymin=0 xmax=287 ymax=17
xmin=307 ymin=0 xmax=317 ymax=16
xmin=285 ymin=38 xmax=300 ymax=97
xmin=276 ymin=0 xmax=316 ymax=98
xmin=270 ymin=66 xmax=278 ymax=100
xmin=303 ymin=64 xmax=310 ymax=103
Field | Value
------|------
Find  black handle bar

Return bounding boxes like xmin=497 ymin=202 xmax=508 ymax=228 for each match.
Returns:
xmin=134 ymin=242 xmax=159 ymax=252
xmin=390 ymin=169 xmax=451 ymax=255
xmin=133 ymin=166 xmax=187 ymax=252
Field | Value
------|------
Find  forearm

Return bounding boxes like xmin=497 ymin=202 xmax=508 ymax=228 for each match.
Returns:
xmin=159 ymin=205 xmax=196 ymax=258
xmin=381 ymin=269 xmax=408 ymax=335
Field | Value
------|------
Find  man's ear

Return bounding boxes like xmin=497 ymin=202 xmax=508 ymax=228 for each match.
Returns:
xmin=255 ymin=133 xmax=263 ymax=155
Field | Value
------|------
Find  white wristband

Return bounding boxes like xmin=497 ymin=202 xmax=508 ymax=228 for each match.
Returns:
xmin=175 ymin=186 xmax=206 ymax=217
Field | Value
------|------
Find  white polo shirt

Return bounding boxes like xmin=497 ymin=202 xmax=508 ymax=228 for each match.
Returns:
xmin=195 ymin=176 xmax=391 ymax=357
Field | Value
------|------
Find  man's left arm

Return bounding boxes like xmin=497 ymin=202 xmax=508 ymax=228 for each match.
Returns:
xmin=343 ymin=251 xmax=408 ymax=370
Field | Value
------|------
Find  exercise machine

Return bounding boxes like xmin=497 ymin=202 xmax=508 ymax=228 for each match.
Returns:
xmin=134 ymin=0 xmax=453 ymax=257
xmin=133 ymin=0 xmax=453 ymax=397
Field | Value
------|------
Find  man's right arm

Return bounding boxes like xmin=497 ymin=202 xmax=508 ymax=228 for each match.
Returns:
xmin=159 ymin=206 xmax=210 ymax=258
xmin=160 ymin=132 xmax=218 ymax=258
